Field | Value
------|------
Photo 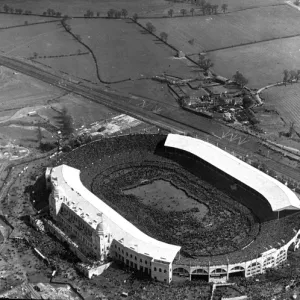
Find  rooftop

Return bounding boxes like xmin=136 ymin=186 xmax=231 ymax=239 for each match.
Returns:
xmin=165 ymin=134 xmax=300 ymax=212
xmin=51 ymin=164 xmax=181 ymax=263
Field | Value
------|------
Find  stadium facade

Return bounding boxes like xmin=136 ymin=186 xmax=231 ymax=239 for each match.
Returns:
xmin=45 ymin=134 xmax=300 ymax=282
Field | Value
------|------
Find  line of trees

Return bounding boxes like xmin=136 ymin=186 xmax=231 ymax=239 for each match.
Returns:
xmin=107 ymin=8 xmax=128 ymax=18
xmin=167 ymin=2 xmax=228 ymax=17
xmin=3 ymin=5 xmax=32 ymax=14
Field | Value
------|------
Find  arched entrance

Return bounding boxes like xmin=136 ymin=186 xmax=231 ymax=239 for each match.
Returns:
xmin=191 ymin=268 xmax=209 ymax=281
xmin=173 ymin=267 xmax=189 ymax=278
xmin=228 ymin=266 xmax=245 ymax=279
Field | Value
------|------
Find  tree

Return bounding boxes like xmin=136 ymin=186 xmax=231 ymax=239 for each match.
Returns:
xmin=180 ymin=8 xmax=187 ymax=16
xmin=289 ymin=70 xmax=297 ymax=84
xmin=160 ymin=32 xmax=168 ymax=42
xmin=205 ymin=3 xmax=212 ymax=14
xmin=97 ymin=12 xmax=100 ymax=17
xmin=47 ymin=8 xmax=52 ymax=16
xmin=296 ymin=70 xmax=300 ymax=82
xmin=107 ymin=9 xmax=116 ymax=18
xmin=232 ymin=71 xmax=248 ymax=87
xmin=3 ymin=4 xmax=9 ymax=13
xmin=114 ymin=10 xmax=121 ymax=18
xmin=221 ymin=3 xmax=228 ymax=13
xmin=75 ymin=34 xmax=82 ymax=42
xmin=283 ymin=69 xmax=289 ymax=86
xmin=121 ymin=8 xmax=128 ymax=18
xmin=33 ymin=52 xmax=38 ymax=59
xmin=168 ymin=9 xmax=174 ymax=17
xmin=190 ymin=8 xmax=195 ymax=16
xmin=24 ymin=21 xmax=28 ymax=25
xmin=295 ymin=0 xmax=300 ymax=5
xmin=198 ymin=55 xmax=214 ymax=75
xmin=146 ymin=22 xmax=156 ymax=33
xmin=213 ymin=5 xmax=218 ymax=14
xmin=132 ymin=13 xmax=138 ymax=22
xmin=36 ymin=126 xmax=43 ymax=148
xmin=56 ymin=106 xmax=74 ymax=138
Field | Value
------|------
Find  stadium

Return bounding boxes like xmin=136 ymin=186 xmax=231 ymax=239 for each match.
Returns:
xmin=45 ymin=133 xmax=300 ymax=283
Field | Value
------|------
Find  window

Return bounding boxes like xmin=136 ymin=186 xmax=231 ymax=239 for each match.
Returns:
xmin=122 ymin=250 xmax=124 ymax=254
xmin=154 ymin=267 xmax=157 ymax=271
xmin=164 ymin=279 xmax=166 ymax=282
xmin=135 ymin=256 xmax=137 ymax=260
xmin=130 ymin=254 xmax=132 ymax=258
xmin=119 ymin=247 xmax=120 ymax=251
xmin=145 ymin=261 xmax=147 ymax=265
xmin=140 ymin=259 xmax=142 ymax=263
xmin=115 ymin=245 xmax=117 ymax=248
xmin=126 ymin=252 xmax=128 ymax=256
xmin=107 ymin=246 xmax=109 ymax=250
xmin=164 ymin=270 xmax=167 ymax=273
xmin=159 ymin=268 xmax=162 ymax=272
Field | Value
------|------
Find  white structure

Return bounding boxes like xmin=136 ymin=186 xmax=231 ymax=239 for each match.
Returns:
xmin=45 ymin=134 xmax=300 ymax=282
xmin=46 ymin=164 xmax=180 ymax=282
xmin=165 ymin=134 xmax=300 ymax=212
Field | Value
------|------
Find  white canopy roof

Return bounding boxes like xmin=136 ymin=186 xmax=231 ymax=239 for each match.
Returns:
xmin=165 ymin=134 xmax=300 ymax=212
xmin=51 ymin=165 xmax=181 ymax=263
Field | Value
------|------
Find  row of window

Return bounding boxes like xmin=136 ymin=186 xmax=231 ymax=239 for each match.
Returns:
xmin=61 ymin=205 xmax=93 ymax=236
xmin=114 ymin=245 xmax=151 ymax=265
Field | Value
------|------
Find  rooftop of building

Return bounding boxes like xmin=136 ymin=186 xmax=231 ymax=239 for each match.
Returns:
xmin=50 ymin=164 xmax=181 ymax=263
xmin=165 ymin=134 xmax=300 ymax=212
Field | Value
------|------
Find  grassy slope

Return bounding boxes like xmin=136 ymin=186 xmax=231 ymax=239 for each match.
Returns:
xmin=208 ymin=36 xmax=300 ymax=88
xmin=140 ymin=5 xmax=300 ymax=54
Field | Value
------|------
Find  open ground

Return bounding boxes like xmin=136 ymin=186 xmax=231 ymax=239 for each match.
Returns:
xmin=140 ymin=5 xmax=300 ymax=54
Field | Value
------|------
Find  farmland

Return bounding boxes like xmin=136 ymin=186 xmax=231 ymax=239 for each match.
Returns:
xmin=68 ymin=18 xmax=194 ymax=83
xmin=262 ymin=84 xmax=300 ymax=130
xmin=140 ymin=5 xmax=300 ymax=54
xmin=208 ymin=36 xmax=300 ymax=88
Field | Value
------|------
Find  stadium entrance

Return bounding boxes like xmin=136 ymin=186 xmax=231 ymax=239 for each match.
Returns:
xmin=191 ymin=268 xmax=209 ymax=282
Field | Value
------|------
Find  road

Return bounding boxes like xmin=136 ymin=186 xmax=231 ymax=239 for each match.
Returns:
xmin=0 ymin=55 xmax=299 ymax=183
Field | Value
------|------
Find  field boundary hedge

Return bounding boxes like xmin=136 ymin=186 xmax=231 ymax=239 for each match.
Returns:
xmin=60 ymin=20 xmax=132 ymax=85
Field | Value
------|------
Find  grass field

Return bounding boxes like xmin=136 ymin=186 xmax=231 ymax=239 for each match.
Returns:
xmin=0 ymin=14 xmax=58 ymax=27
xmin=124 ymin=179 xmax=209 ymax=221
xmin=68 ymin=18 xmax=194 ymax=82
xmin=140 ymin=5 xmax=300 ymax=54
xmin=0 ymin=22 xmax=85 ymax=57
xmin=206 ymin=36 xmax=300 ymax=88
xmin=261 ymin=84 xmax=300 ymax=130
xmin=35 ymin=54 xmax=99 ymax=83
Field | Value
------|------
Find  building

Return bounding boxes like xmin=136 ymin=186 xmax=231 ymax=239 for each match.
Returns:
xmin=45 ymin=164 xmax=180 ymax=282
xmin=45 ymin=134 xmax=300 ymax=282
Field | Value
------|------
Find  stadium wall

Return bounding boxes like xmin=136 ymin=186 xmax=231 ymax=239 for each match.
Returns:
xmin=172 ymin=229 xmax=300 ymax=282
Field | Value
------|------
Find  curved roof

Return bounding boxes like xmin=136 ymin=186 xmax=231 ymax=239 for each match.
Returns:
xmin=51 ymin=164 xmax=181 ymax=263
xmin=165 ymin=134 xmax=300 ymax=212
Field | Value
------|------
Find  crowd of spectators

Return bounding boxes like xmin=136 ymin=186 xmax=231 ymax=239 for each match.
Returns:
xmin=55 ymin=134 xmax=300 ymax=268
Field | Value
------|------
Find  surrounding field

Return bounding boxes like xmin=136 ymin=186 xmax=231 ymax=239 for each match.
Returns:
xmin=0 ymin=66 xmax=117 ymax=151
xmin=262 ymin=84 xmax=300 ymax=130
xmin=35 ymin=54 xmax=99 ymax=83
xmin=0 ymin=14 xmax=58 ymax=27
xmin=140 ymin=5 xmax=300 ymax=54
xmin=207 ymin=36 xmax=300 ymax=88
xmin=68 ymin=18 xmax=194 ymax=82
